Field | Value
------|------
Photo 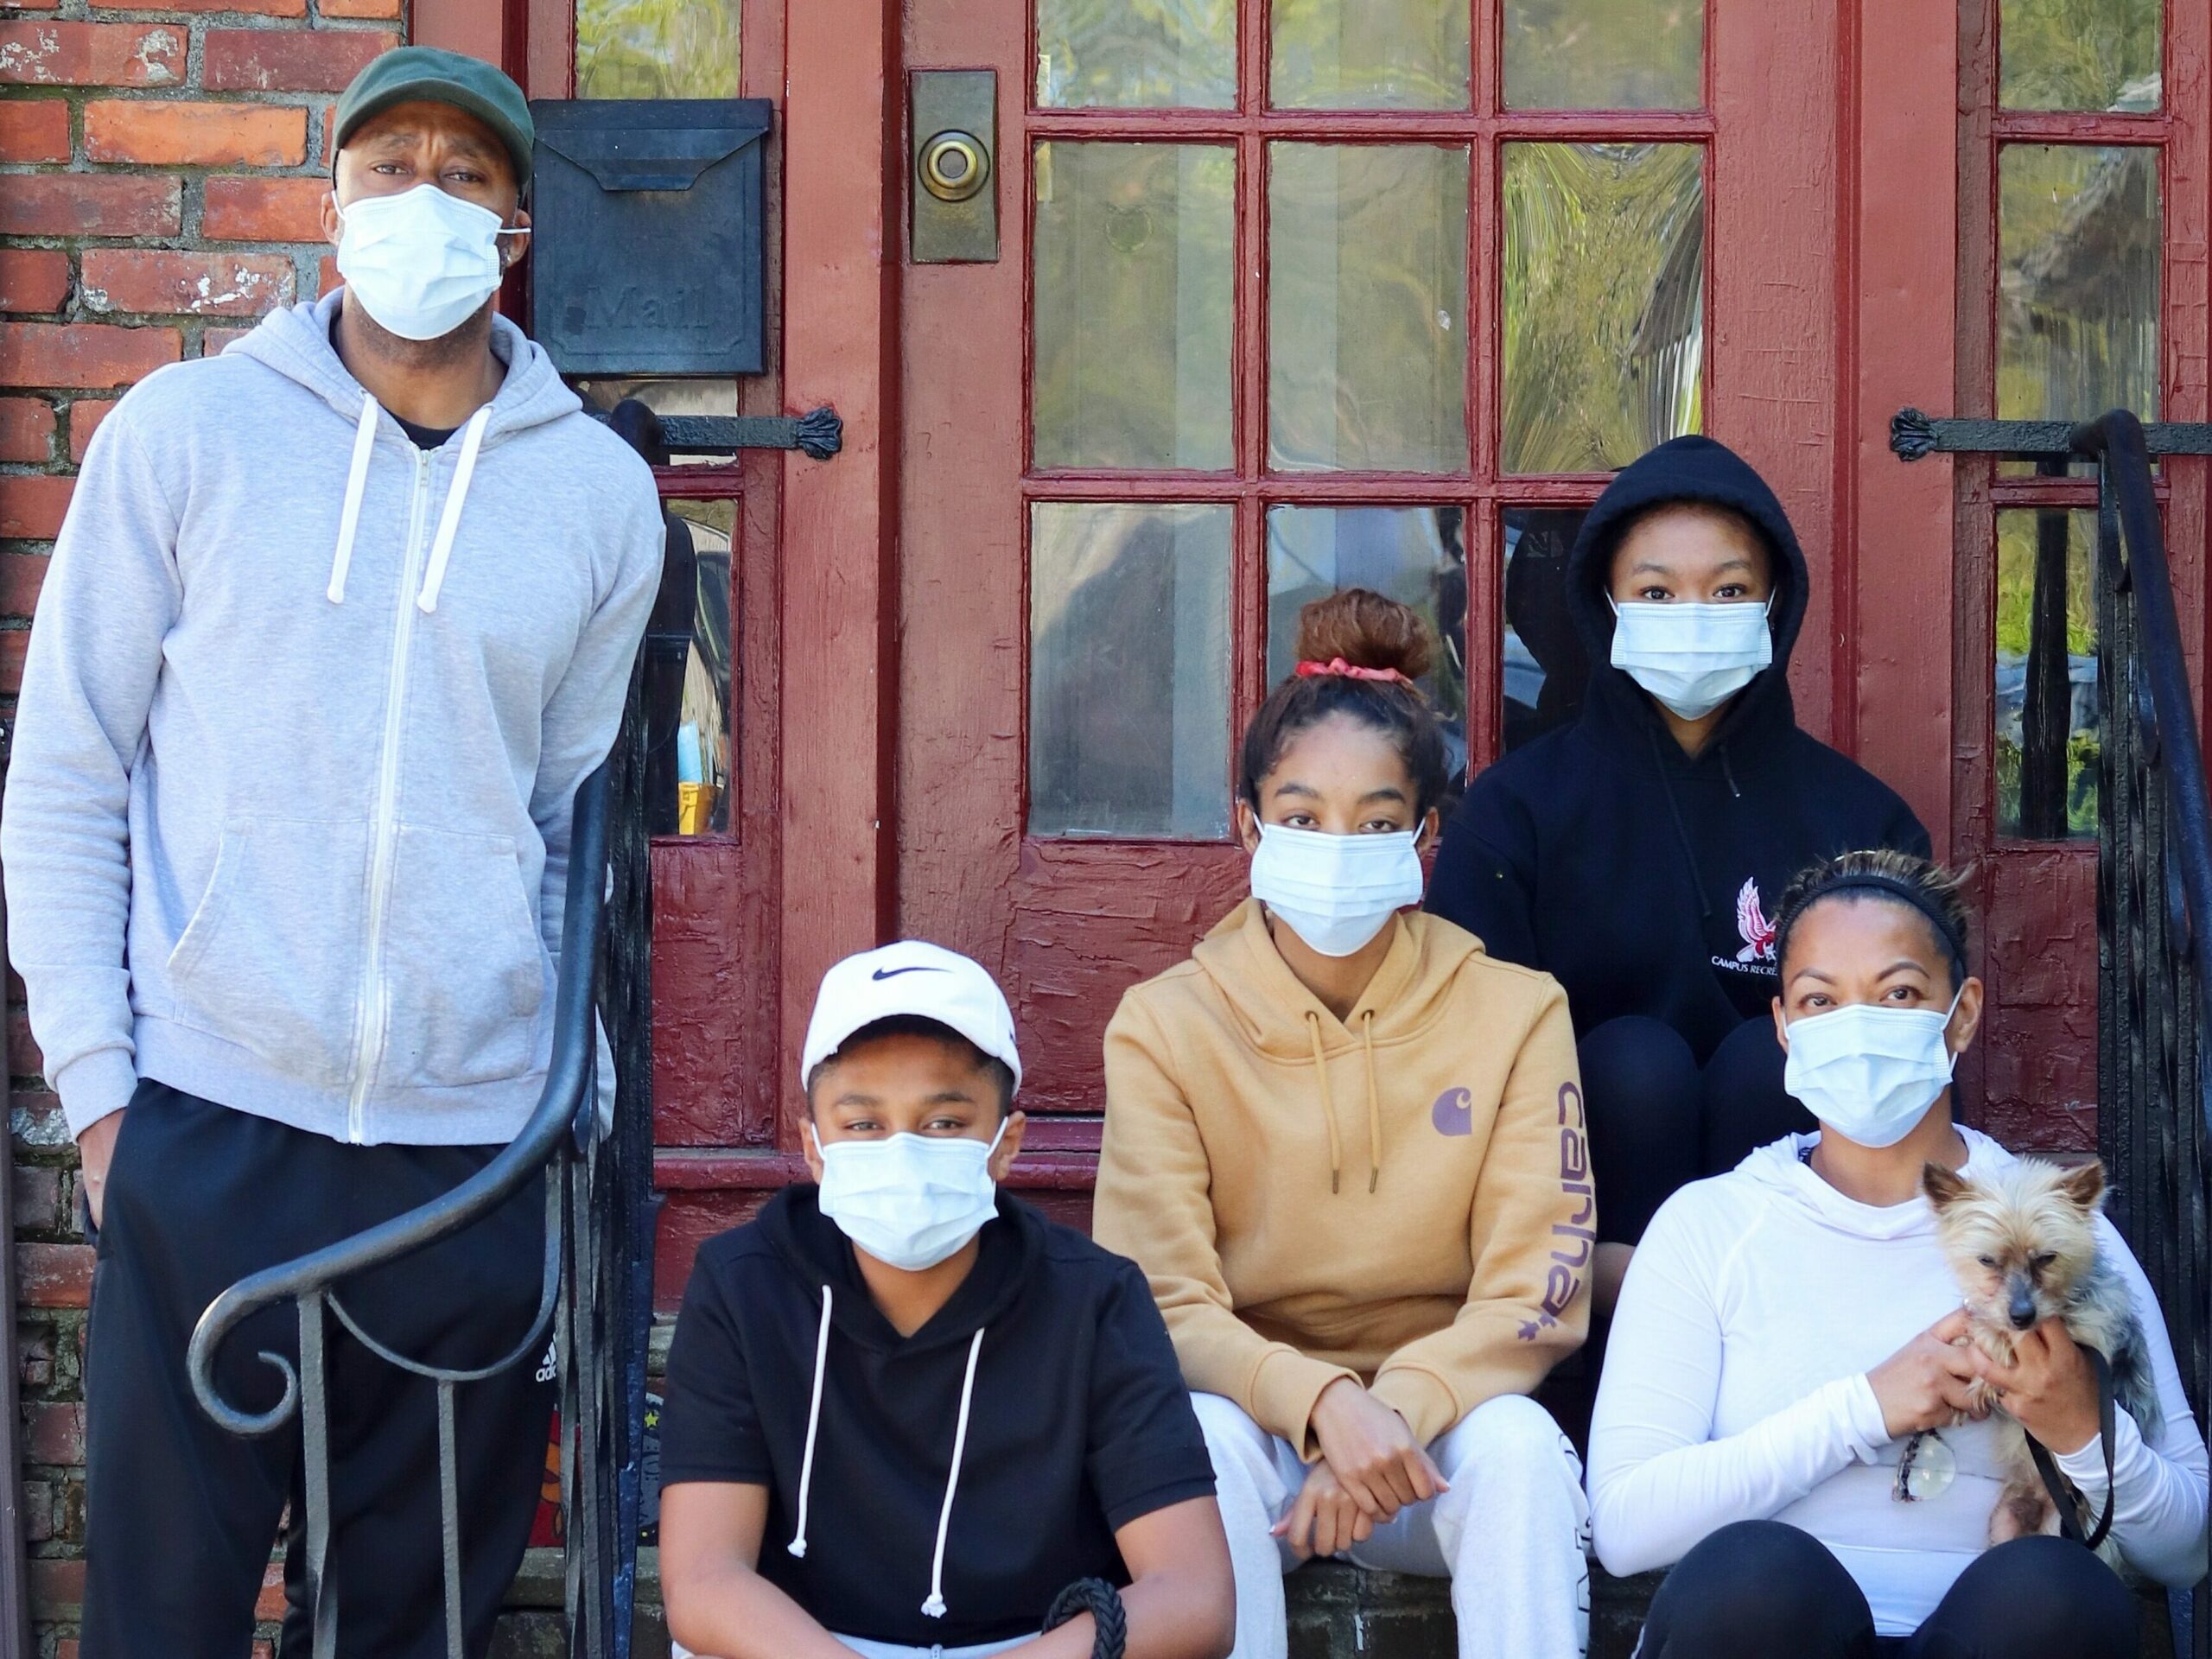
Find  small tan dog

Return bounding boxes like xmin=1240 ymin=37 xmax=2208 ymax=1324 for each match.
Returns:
xmin=1923 ymin=1157 xmax=2159 ymax=1551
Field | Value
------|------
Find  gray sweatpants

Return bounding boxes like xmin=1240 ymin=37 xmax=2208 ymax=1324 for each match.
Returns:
xmin=1192 ymin=1390 xmax=1592 ymax=1659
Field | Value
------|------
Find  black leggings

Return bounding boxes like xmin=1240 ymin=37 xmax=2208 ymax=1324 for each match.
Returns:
xmin=1580 ymin=1014 xmax=1809 ymax=1244
xmin=1640 ymin=1520 xmax=2141 ymax=1659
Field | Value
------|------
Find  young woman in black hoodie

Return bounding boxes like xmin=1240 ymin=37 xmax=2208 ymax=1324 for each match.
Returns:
xmin=1427 ymin=436 xmax=1929 ymax=1306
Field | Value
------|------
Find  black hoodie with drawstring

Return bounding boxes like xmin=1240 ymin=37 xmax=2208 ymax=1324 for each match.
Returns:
xmin=658 ymin=1185 xmax=1215 ymax=1649
xmin=1426 ymin=436 xmax=1930 ymax=1064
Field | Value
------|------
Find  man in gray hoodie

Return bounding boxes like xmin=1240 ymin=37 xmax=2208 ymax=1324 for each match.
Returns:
xmin=1 ymin=48 xmax=664 ymax=1657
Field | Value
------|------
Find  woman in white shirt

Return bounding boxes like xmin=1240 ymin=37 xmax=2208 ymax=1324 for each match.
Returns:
xmin=1588 ymin=849 xmax=2206 ymax=1658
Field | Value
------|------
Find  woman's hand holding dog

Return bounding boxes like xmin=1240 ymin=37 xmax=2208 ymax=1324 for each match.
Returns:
xmin=1868 ymin=1308 xmax=1985 ymax=1438
xmin=1971 ymin=1319 xmax=2100 ymax=1456
xmin=1307 ymin=1376 xmax=1448 ymax=1523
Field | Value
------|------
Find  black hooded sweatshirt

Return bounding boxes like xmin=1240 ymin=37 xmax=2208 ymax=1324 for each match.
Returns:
xmin=1427 ymin=436 xmax=1930 ymax=1064
xmin=658 ymin=1185 xmax=1215 ymax=1649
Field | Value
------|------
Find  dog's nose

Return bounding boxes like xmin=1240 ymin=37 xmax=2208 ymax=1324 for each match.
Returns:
xmin=2008 ymin=1293 xmax=2037 ymax=1330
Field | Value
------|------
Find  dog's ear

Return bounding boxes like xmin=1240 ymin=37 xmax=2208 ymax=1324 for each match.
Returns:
xmin=2056 ymin=1159 xmax=2107 ymax=1212
xmin=1923 ymin=1163 xmax=1967 ymax=1210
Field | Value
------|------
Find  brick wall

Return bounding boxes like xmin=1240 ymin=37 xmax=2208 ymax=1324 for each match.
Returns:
xmin=0 ymin=3 xmax=399 ymax=1648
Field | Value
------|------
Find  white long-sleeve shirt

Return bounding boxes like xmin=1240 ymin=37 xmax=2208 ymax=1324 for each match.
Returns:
xmin=1589 ymin=1128 xmax=2207 ymax=1636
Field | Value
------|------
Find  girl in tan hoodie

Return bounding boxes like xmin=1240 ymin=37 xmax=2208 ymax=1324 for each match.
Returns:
xmin=1094 ymin=591 xmax=1594 ymax=1659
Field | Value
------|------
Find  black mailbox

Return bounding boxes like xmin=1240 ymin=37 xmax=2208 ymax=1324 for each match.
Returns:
xmin=528 ymin=99 xmax=772 ymax=376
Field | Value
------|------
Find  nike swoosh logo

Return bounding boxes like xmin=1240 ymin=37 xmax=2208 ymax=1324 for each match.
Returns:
xmin=871 ymin=965 xmax=946 ymax=981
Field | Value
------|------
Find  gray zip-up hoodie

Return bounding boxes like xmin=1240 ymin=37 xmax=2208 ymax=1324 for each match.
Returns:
xmin=2 ymin=291 xmax=663 ymax=1145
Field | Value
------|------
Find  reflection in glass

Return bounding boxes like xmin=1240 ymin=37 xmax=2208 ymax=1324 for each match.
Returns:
xmin=1030 ymin=504 xmax=1232 ymax=838
xmin=1037 ymin=0 xmax=1236 ymax=108
xmin=1999 ymin=146 xmax=2159 ymax=423
xmin=1269 ymin=144 xmax=1469 ymax=472
xmin=1034 ymin=144 xmax=1235 ymax=471
xmin=2000 ymin=0 xmax=2160 ymax=111
xmin=1501 ymin=508 xmax=1592 ymax=750
xmin=575 ymin=378 xmax=742 ymax=467
xmin=648 ymin=500 xmax=734 ymax=836
xmin=1266 ymin=506 xmax=1470 ymax=792
xmin=1270 ymin=0 xmax=1470 ymax=110
xmin=1503 ymin=0 xmax=1702 ymax=111
xmin=576 ymin=0 xmax=739 ymax=99
xmin=1503 ymin=143 xmax=1703 ymax=474
xmin=1995 ymin=509 xmax=2099 ymax=839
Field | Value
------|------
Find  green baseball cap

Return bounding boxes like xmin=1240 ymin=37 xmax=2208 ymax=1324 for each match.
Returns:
xmin=334 ymin=46 xmax=535 ymax=193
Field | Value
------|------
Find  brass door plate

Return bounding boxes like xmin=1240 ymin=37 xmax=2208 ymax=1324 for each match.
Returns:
xmin=911 ymin=70 xmax=997 ymax=264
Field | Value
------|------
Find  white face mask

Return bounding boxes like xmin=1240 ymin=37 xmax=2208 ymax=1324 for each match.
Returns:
xmin=1783 ymin=986 xmax=1965 ymax=1149
xmin=334 ymin=184 xmax=527 ymax=342
xmin=1250 ymin=822 xmax=1425 ymax=958
xmin=812 ymin=1122 xmax=1005 ymax=1272
xmin=1609 ymin=598 xmax=1774 ymax=720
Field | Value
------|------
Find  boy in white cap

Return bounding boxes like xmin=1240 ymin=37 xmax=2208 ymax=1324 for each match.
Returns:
xmin=657 ymin=943 xmax=1235 ymax=1659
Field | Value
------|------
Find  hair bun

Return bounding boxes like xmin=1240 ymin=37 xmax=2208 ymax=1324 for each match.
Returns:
xmin=1294 ymin=589 xmax=1434 ymax=686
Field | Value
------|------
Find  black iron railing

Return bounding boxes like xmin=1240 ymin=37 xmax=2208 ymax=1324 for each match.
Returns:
xmin=1897 ymin=407 xmax=2212 ymax=1658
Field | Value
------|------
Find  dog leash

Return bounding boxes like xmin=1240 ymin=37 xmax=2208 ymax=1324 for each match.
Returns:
xmin=2025 ymin=1345 xmax=2117 ymax=1550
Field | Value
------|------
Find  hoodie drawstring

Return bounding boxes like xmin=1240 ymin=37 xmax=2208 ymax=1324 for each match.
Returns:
xmin=785 ymin=1285 xmax=834 ymax=1561
xmin=780 ymin=1283 xmax=987 ymax=1624
xmin=416 ymin=404 xmax=491 ymax=613
xmin=325 ymin=398 xmax=493 ymax=613
xmin=325 ymin=393 xmax=382 ymax=605
xmin=1719 ymin=744 xmax=1743 ymax=800
xmin=1358 ymin=1010 xmax=1382 ymax=1194
xmin=921 ymin=1327 xmax=986 ymax=1619
xmin=1648 ymin=725 xmax=1714 ymax=921
xmin=1304 ymin=1011 xmax=1344 ymax=1194
xmin=1306 ymin=1010 xmax=1382 ymax=1193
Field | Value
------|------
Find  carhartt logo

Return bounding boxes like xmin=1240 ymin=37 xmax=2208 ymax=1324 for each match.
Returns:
xmin=871 ymin=965 xmax=945 ymax=982
xmin=1735 ymin=877 xmax=1777 ymax=963
xmin=1431 ymin=1087 xmax=1474 ymax=1136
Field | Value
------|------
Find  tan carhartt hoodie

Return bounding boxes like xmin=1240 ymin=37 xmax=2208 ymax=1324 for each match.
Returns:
xmin=1093 ymin=899 xmax=1592 ymax=1457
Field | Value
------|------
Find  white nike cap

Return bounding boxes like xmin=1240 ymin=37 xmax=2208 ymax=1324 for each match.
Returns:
xmin=800 ymin=940 xmax=1023 ymax=1095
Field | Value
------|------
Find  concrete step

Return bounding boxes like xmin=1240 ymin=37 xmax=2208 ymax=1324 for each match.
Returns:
xmin=494 ymin=1546 xmax=2181 ymax=1658
xmin=1287 ymin=1563 xmax=1656 ymax=1659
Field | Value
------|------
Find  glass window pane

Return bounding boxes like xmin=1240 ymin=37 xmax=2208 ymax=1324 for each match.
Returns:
xmin=1266 ymin=505 xmax=1470 ymax=791
xmin=1034 ymin=144 xmax=1235 ymax=471
xmin=1270 ymin=0 xmax=1470 ymax=111
xmin=650 ymin=499 xmax=734 ymax=837
xmin=1999 ymin=145 xmax=2159 ymax=423
xmin=575 ymin=378 xmax=743 ymax=467
xmin=1503 ymin=0 xmax=1702 ymax=111
xmin=1501 ymin=508 xmax=1593 ymax=750
xmin=1269 ymin=143 xmax=1469 ymax=473
xmin=1030 ymin=503 xmax=1232 ymax=838
xmin=1037 ymin=0 xmax=1236 ymax=108
xmin=1995 ymin=509 xmax=2099 ymax=839
xmin=1503 ymin=143 xmax=1704 ymax=474
xmin=576 ymin=0 xmax=739 ymax=99
xmin=2000 ymin=0 xmax=2160 ymax=111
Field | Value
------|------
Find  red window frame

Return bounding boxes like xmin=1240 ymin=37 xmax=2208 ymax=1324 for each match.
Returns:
xmin=1018 ymin=3 xmax=1719 ymax=787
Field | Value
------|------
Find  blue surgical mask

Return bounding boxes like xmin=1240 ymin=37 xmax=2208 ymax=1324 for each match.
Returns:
xmin=1609 ymin=598 xmax=1774 ymax=720
xmin=1249 ymin=823 xmax=1425 ymax=957
xmin=811 ymin=1122 xmax=1006 ymax=1271
xmin=1783 ymin=986 xmax=1966 ymax=1148
xmin=334 ymin=184 xmax=528 ymax=341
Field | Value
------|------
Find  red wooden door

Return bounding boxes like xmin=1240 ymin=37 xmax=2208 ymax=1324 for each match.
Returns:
xmin=1943 ymin=0 xmax=2209 ymax=1154
xmin=896 ymin=0 xmax=1854 ymax=1167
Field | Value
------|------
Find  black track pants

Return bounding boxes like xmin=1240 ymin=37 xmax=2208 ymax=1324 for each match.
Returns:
xmin=81 ymin=1082 xmax=557 ymax=1659
xmin=1638 ymin=1519 xmax=2141 ymax=1659
xmin=1580 ymin=1014 xmax=1808 ymax=1243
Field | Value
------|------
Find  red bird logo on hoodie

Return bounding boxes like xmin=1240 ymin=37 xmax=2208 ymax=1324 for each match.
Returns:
xmin=1735 ymin=877 xmax=1777 ymax=963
